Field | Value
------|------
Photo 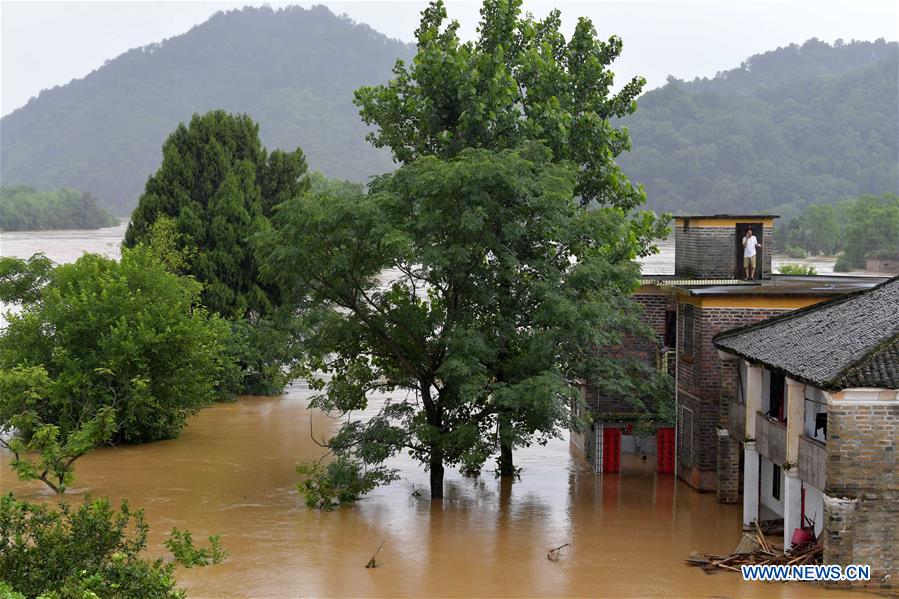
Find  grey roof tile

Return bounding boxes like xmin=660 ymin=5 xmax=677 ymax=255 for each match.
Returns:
xmin=714 ymin=276 xmax=899 ymax=390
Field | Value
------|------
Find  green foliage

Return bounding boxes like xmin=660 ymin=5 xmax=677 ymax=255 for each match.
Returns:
xmin=778 ymin=263 xmax=818 ymax=275
xmin=618 ymin=39 xmax=898 ymax=214
xmin=0 ymin=248 xmax=238 ymax=444
xmin=834 ymin=193 xmax=899 ymax=271
xmin=0 ymin=494 xmax=184 ymax=599
xmin=0 ymin=253 xmax=53 ymax=304
xmin=355 ymin=0 xmax=649 ymax=212
xmin=124 ymin=110 xmax=308 ymax=394
xmin=0 ymin=186 xmax=116 ymax=231
xmin=124 ymin=110 xmax=307 ymax=320
xmin=164 ymin=528 xmax=227 ymax=568
xmin=1 ymin=6 xmax=409 ymax=215
xmin=296 ymin=458 xmax=399 ymax=510
xmin=0 ymin=365 xmax=116 ymax=493
xmin=784 ymin=245 xmax=809 ymax=259
xmin=263 ymin=145 xmax=658 ymax=499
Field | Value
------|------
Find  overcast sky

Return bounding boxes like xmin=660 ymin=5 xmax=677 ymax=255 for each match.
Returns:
xmin=2 ymin=0 xmax=897 ymax=116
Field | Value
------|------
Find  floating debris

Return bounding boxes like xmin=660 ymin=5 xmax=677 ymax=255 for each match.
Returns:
xmin=365 ymin=540 xmax=386 ymax=569
xmin=547 ymin=543 xmax=570 ymax=561
xmin=685 ymin=522 xmax=821 ymax=576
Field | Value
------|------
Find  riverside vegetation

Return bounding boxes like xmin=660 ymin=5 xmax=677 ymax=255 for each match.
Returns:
xmin=1 ymin=0 xmax=677 ymax=593
xmin=0 ymin=186 xmax=116 ymax=231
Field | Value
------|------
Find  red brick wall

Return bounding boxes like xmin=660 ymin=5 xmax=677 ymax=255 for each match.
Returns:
xmin=586 ymin=292 xmax=675 ymax=415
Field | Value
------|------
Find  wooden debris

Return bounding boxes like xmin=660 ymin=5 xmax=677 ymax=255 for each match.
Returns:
xmin=547 ymin=543 xmax=570 ymax=561
xmin=365 ymin=540 xmax=385 ymax=569
xmin=685 ymin=525 xmax=822 ymax=578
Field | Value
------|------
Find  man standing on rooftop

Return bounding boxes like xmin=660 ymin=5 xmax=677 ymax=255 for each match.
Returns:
xmin=743 ymin=227 xmax=761 ymax=280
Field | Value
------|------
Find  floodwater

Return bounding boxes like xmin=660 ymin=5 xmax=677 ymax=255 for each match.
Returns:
xmin=0 ymin=224 xmax=874 ymax=598
xmin=0 ymin=387 xmax=869 ymax=599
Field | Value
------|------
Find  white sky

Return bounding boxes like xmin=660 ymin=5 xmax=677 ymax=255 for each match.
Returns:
xmin=2 ymin=0 xmax=897 ymax=116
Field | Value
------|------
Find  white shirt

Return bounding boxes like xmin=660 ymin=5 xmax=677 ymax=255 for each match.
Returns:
xmin=743 ymin=235 xmax=758 ymax=257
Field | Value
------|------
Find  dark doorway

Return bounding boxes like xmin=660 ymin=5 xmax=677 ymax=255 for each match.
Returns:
xmin=664 ymin=310 xmax=677 ymax=348
xmin=735 ymin=222 xmax=763 ymax=279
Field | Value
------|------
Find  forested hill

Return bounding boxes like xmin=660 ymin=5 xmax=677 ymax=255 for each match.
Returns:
xmin=0 ymin=6 xmax=413 ymax=215
xmin=618 ymin=38 xmax=899 ymax=217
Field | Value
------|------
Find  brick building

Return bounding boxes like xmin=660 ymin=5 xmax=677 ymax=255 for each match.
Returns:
xmin=714 ymin=277 xmax=898 ymax=590
xmin=577 ymin=215 xmax=887 ymax=489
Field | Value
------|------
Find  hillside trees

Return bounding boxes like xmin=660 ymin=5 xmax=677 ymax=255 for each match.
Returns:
xmin=263 ymin=146 xmax=653 ymax=499
xmin=0 ymin=186 xmax=116 ymax=231
xmin=124 ymin=110 xmax=309 ymax=393
xmin=834 ymin=193 xmax=899 ymax=271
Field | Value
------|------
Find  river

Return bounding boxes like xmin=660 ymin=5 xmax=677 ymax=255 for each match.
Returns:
xmin=0 ymin=223 xmax=870 ymax=598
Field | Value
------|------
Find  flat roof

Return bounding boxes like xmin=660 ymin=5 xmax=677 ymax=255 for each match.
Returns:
xmin=641 ymin=274 xmax=889 ymax=297
xmin=674 ymin=214 xmax=780 ymax=220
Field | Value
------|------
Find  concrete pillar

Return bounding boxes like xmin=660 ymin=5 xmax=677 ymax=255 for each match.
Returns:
xmin=783 ymin=471 xmax=802 ymax=550
xmin=743 ymin=441 xmax=759 ymax=528
xmin=744 ymin=363 xmax=763 ymax=440
xmin=785 ymin=378 xmax=805 ymax=464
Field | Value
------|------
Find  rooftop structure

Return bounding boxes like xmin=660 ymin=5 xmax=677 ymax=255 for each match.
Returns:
xmin=714 ymin=276 xmax=899 ymax=390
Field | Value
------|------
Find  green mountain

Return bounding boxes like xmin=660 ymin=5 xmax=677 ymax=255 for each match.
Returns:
xmin=0 ymin=6 xmax=413 ymax=215
xmin=3 ymin=15 xmax=896 ymax=219
xmin=618 ymin=38 xmax=899 ymax=217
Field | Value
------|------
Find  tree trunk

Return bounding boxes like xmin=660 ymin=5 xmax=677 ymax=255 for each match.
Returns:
xmin=498 ymin=413 xmax=515 ymax=477
xmin=430 ymin=452 xmax=445 ymax=499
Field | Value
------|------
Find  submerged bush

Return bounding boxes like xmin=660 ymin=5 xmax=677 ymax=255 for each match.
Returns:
xmin=0 ymin=494 xmax=183 ymax=598
xmin=0 ymin=248 xmax=239 ymax=443
xmin=296 ymin=458 xmax=398 ymax=510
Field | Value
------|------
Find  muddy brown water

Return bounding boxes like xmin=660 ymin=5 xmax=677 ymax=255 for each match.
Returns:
xmin=0 ymin=386 xmax=869 ymax=598
xmin=0 ymin=224 xmax=873 ymax=598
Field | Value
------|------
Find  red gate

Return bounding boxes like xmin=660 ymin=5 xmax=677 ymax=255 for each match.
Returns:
xmin=602 ymin=427 xmax=621 ymax=473
xmin=656 ymin=427 xmax=675 ymax=474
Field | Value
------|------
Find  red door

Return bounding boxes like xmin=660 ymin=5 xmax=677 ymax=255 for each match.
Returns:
xmin=656 ymin=427 xmax=675 ymax=474
xmin=603 ymin=427 xmax=621 ymax=473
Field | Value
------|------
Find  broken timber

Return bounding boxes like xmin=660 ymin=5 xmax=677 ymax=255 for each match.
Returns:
xmin=365 ymin=540 xmax=386 ymax=569
xmin=685 ymin=522 xmax=822 ymax=576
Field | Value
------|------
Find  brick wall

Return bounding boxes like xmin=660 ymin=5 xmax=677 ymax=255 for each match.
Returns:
xmin=676 ymin=302 xmax=788 ymax=491
xmin=716 ymin=357 xmax=742 ymax=502
xmin=824 ymin=399 xmax=898 ymax=589
xmin=586 ymin=292 xmax=675 ymax=415
xmin=675 ymin=224 xmax=773 ymax=279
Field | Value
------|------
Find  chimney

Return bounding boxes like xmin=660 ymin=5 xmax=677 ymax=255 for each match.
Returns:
xmin=674 ymin=215 xmax=778 ymax=280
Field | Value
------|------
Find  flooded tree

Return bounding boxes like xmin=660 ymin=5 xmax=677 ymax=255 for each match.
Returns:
xmin=354 ymin=0 xmax=667 ymax=474
xmin=262 ymin=145 xmax=654 ymax=499
xmin=124 ymin=110 xmax=309 ymax=394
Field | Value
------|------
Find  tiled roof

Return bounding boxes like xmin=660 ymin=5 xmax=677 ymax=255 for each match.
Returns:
xmin=714 ymin=276 xmax=899 ymax=390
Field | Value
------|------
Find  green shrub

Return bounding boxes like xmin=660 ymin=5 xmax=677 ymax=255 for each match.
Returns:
xmin=0 ymin=248 xmax=239 ymax=444
xmin=0 ymin=494 xmax=183 ymax=598
xmin=296 ymin=458 xmax=398 ymax=510
xmin=164 ymin=528 xmax=227 ymax=568
xmin=778 ymin=263 xmax=818 ymax=275
xmin=784 ymin=244 xmax=809 ymax=259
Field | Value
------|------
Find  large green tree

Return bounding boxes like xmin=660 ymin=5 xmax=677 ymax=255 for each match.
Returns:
xmin=355 ymin=0 xmax=650 ymax=213
xmin=0 ymin=248 xmax=237 ymax=445
xmin=124 ymin=110 xmax=309 ymax=393
xmin=353 ymin=0 xmax=666 ymax=475
xmin=262 ymin=146 xmax=654 ymax=499
xmin=124 ymin=110 xmax=307 ymax=320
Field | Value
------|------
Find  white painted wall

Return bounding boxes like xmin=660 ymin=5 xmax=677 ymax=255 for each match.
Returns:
xmin=803 ymin=386 xmax=827 ymax=442
xmin=803 ymin=482 xmax=825 ymax=538
xmin=760 ymin=455 xmax=785 ymax=517
xmin=761 ymin=369 xmax=772 ymax=414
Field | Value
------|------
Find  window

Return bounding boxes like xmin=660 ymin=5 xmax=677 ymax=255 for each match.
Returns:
xmin=682 ymin=305 xmax=695 ymax=357
xmin=772 ymin=463 xmax=781 ymax=500
xmin=768 ymin=371 xmax=785 ymax=422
